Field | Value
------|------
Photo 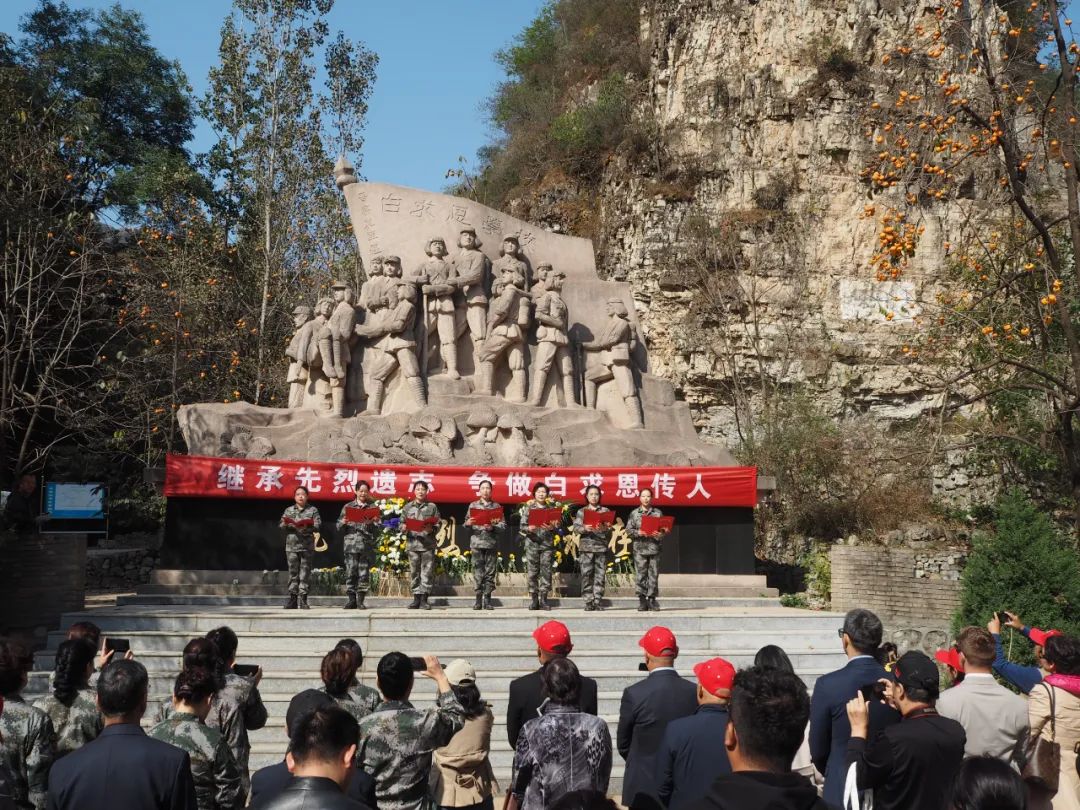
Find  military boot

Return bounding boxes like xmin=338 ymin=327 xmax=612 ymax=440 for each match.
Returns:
xmin=407 ymin=594 xmax=422 ymax=609
xmin=529 ymin=593 xmax=541 ymax=611
xmin=443 ymin=342 xmax=460 ymax=380
xmin=637 ymin=596 xmax=649 ymax=612
xmin=561 ymin=374 xmax=579 ymax=407
xmin=508 ymin=370 xmax=527 ymax=403
xmin=420 ymin=593 xmax=432 ymax=610
xmin=539 ymin=593 xmax=552 ymax=611
xmin=475 ymin=361 xmax=494 ymax=396
xmin=624 ymin=395 xmax=644 ymax=428
xmin=344 ymin=593 xmax=358 ymax=610
xmin=473 ymin=593 xmax=483 ymax=611
xmin=584 ymin=601 xmax=597 ymax=611
xmin=366 ymin=380 xmax=385 ymax=414
xmin=408 ymin=376 xmax=428 ymax=407
xmin=483 ymin=592 xmax=495 ymax=610
xmin=649 ymin=597 xmax=660 ymax=611
xmin=284 ymin=594 xmax=298 ymax=610
xmin=298 ymin=595 xmax=310 ymax=610
xmin=356 ymin=593 xmax=367 ymax=610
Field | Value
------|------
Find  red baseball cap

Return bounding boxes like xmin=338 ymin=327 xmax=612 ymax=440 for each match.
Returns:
xmin=533 ymin=621 xmax=573 ymax=655
xmin=693 ymin=658 xmax=736 ymax=697
xmin=934 ymin=647 xmax=964 ymax=673
xmin=1029 ymin=628 xmax=1064 ymax=647
xmin=639 ymin=626 xmax=679 ymax=657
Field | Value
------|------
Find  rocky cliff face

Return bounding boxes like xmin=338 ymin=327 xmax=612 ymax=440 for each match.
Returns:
xmin=506 ymin=0 xmax=986 ymax=502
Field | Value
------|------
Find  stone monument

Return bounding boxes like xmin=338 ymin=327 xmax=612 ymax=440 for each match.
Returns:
xmin=176 ymin=160 xmax=736 ymax=468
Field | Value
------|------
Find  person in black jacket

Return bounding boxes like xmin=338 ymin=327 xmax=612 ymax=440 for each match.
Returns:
xmin=845 ymin=650 xmax=966 ymax=810
xmin=689 ymin=666 xmax=828 ymax=810
xmin=617 ymin=627 xmax=697 ymax=809
xmin=506 ymin=621 xmax=598 ymax=749
xmin=250 ymin=690 xmax=376 ymax=809
xmin=262 ymin=706 xmax=373 ymax=810
xmin=46 ymin=659 xmax=198 ymax=810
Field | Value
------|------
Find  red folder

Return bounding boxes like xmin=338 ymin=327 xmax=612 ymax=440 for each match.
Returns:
xmin=469 ymin=507 xmax=504 ymax=527
xmin=640 ymin=515 xmax=674 ymax=535
xmin=527 ymin=507 xmax=562 ymax=528
xmin=283 ymin=516 xmax=315 ymax=529
xmin=582 ymin=510 xmax=613 ymax=529
xmin=405 ymin=516 xmax=439 ymax=533
xmin=345 ymin=506 xmax=381 ymax=524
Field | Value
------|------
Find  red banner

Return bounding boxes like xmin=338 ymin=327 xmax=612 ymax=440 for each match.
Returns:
xmin=164 ymin=454 xmax=757 ymax=507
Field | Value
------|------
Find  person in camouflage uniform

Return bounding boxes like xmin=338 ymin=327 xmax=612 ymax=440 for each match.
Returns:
xmin=204 ymin=628 xmax=267 ymax=798
xmin=573 ymin=485 xmax=615 ymax=611
xmin=336 ymin=479 xmax=382 ymax=610
xmin=402 ymin=481 xmax=441 ymax=610
xmin=0 ymin=641 xmax=54 ymax=810
xmin=519 ymin=482 xmax=559 ymax=611
xmin=464 ymin=479 xmax=505 ymax=611
xmin=624 ymin=487 xmax=669 ymax=612
xmin=357 ymin=653 xmax=464 ymax=810
xmin=319 ymin=648 xmax=380 ymax=725
xmin=279 ymin=485 xmax=321 ymax=609
xmin=333 ymin=639 xmax=382 ymax=715
xmin=149 ymin=667 xmax=244 ymax=810
xmin=32 ymin=638 xmax=101 ymax=759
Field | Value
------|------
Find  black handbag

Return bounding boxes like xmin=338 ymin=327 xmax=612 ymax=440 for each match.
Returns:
xmin=1021 ymin=683 xmax=1060 ymax=794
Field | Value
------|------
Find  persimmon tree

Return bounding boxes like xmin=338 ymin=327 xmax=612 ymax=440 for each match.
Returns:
xmin=862 ymin=0 xmax=1080 ymax=530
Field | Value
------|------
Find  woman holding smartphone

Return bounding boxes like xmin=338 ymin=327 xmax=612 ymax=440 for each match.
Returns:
xmin=572 ymin=486 xmax=614 ymax=611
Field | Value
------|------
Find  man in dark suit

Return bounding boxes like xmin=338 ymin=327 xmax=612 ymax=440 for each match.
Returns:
xmin=618 ymin=627 xmax=698 ymax=809
xmin=46 ymin=659 xmax=197 ymax=810
xmin=263 ymin=706 xmax=372 ymax=810
xmin=656 ymin=657 xmax=735 ymax=810
xmin=809 ymin=608 xmax=899 ymax=808
xmin=506 ymin=621 xmax=598 ymax=748
xmin=250 ymin=690 xmax=376 ymax=809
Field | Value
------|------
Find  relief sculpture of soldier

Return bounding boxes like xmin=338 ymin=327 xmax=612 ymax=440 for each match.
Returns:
xmin=451 ymin=227 xmax=490 ymax=353
xmin=318 ymin=280 xmax=361 ymax=417
xmin=475 ymin=236 xmax=531 ymax=402
xmin=303 ymin=298 xmax=335 ymax=411
xmin=527 ymin=265 xmax=577 ymax=408
xmin=581 ymin=297 xmax=644 ymax=429
xmin=411 ymin=236 xmax=462 ymax=380
xmin=353 ymin=257 xmax=427 ymax=413
xmin=284 ymin=305 xmax=314 ymax=409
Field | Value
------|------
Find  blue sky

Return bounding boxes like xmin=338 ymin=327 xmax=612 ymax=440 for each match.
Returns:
xmin=0 ymin=0 xmax=548 ymax=191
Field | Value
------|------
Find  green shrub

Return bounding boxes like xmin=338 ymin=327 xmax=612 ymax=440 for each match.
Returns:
xmin=953 ymin=490 xmax=1080 ymax=664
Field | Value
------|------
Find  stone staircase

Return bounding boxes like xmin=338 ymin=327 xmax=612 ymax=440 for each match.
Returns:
xmin=26 ymin=596 xmax=845 ymax=794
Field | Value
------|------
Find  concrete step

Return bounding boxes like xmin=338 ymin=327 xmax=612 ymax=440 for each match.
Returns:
xmin=39 ymin=627 xmax=842 ymax=655
xmin=118 ymin=593 xmax=778 ymax=606
xmin=55 ymin=606 xmax=844 ymax=635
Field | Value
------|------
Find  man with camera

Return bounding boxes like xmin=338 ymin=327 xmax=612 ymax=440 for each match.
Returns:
xmin=845 ymin=650 xmax=966 ymax=810
xmin=356 ymin=653 xmax=464 ymax=810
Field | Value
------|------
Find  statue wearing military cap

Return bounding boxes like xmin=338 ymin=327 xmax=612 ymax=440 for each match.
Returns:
xmin=318 ymin=279 xmax=360 ymax=417
xmin=581 ymin=297 xmax=644 ymax=428
xmin=411 ymin=236 xmax=463 ymax=379
xmin=452 ymin=226 xmax=491 ymax=351
xmin=528 ymin=266 xmax=577 ymax=407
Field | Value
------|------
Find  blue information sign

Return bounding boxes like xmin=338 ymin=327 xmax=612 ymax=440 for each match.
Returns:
xmin=44 ymin=482 xmax=106 ymax=519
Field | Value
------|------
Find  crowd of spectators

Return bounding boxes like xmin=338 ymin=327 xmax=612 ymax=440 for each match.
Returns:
xmin=0 ymin=610 xmax=1077 ymax=810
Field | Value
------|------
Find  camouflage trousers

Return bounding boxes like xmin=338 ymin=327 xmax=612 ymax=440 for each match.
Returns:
xmin=472 ymin=548 xmax=497 ymax=594
xmin=579 ymin=549 xmax=608 ymax=604
xmin=409 ymin=548 xmax=435 ymax=594
xmin=345 ymin=545 xmax=376 ymax=595
xmin=525 ymin=539 xmax=553 ymax=596
xmin=634 ymin=551 xmax=660 ymax=598
xmin=287 ymin=549 xmax=312 ymax=595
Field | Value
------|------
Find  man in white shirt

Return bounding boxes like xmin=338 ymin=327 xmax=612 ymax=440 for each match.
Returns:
xmin=937 ymin=626 xmax=1029 ymax=764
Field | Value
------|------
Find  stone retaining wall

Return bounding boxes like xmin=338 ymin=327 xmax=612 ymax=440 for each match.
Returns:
xmin=86 ymin=547 xmax=158 ymax=592
xmin=0 ymin=534 xmax=85 ymax=645
xmin=831 ymin=544 xmax=968 ymax=653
